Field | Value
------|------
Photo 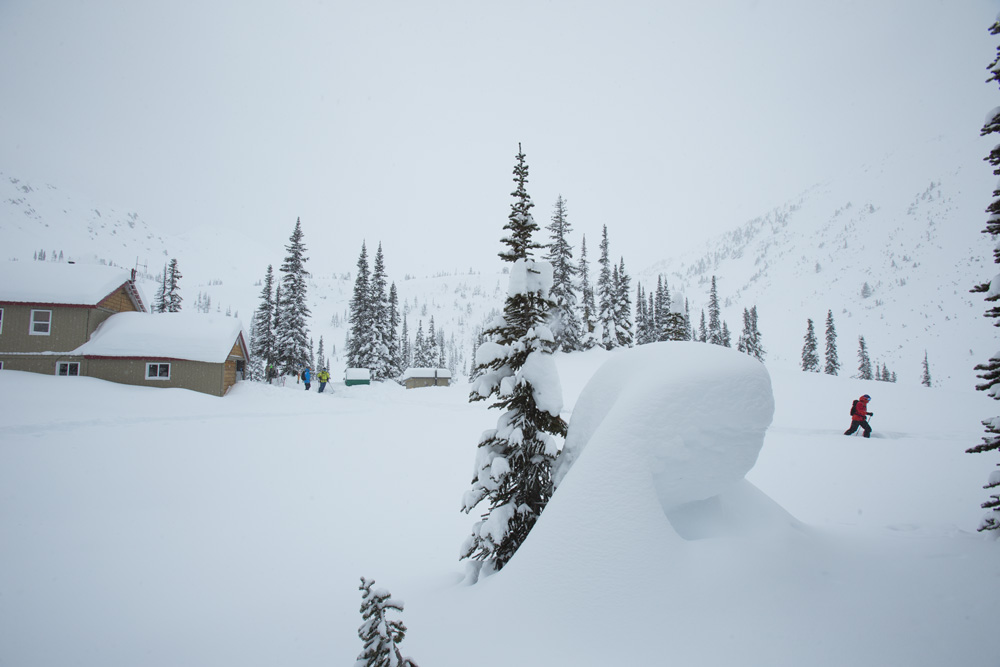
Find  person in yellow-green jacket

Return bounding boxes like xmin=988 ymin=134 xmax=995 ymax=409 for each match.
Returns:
xmin=317 ymin=368 xmax=331 ymax=393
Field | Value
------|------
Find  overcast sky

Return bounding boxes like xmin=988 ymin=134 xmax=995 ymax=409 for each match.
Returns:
xmin=1 ymin=1 xmax=998 ymax=276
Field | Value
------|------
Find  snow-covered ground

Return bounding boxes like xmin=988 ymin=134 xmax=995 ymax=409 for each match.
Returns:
xmin=1 ymin=346 xmax=997 ymax=667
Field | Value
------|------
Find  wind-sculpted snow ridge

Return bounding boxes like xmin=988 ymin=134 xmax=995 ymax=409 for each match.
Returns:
xmin=548 ymin=341 xmax=794 ymax=542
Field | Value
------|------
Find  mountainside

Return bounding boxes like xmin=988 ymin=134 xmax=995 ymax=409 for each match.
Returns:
xmin=3 ymin=132 xmax=997 ymax=389
xmin=645 ymin=135 xmax=997 ymax=388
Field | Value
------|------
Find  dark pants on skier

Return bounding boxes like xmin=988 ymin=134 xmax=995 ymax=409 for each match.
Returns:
xmin=845 ymin=419 xmax=871 ymax=437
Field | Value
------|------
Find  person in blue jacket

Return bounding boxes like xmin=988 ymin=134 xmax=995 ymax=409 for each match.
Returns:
xmin=302 ymin=367 xmax=311 ymax=391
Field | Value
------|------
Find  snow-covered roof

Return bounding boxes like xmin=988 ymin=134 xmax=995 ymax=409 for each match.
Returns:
xmin=345 ymin=368 xmax=371 ymax=380
xmin=400 ymin=367 xmax=452 ymax=381
xmin=72 ymin=312 xmax=246 ymax=363
xmin=0 ymin=260 xmax=139 ymax=306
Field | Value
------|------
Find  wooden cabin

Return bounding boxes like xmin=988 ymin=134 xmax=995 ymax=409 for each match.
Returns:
xmin=0 ymin=262 xmax=247 ymax=396
xmin=400 ymin=367 xmax=452 ymax=389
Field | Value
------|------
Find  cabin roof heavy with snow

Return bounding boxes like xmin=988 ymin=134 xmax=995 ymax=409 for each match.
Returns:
xmin=0 ymin=261 xmax=246 ymax=396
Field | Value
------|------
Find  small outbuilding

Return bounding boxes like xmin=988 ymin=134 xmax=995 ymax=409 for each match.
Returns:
xmin=345 ymin=368 xmax=371 ymax=386
xmin=400 ymin=367 xmax=452 ymax=389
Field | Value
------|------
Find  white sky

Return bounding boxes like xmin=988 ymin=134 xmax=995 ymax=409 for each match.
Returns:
xmin=1 ymin=0 xmax=998 ymax=276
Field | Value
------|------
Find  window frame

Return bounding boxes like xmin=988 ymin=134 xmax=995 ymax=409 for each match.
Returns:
xmin=30 ymin=309 xmax=52 ymax=336
xmin=0 ymin=361 xmax=4 ymax=370
xmin=0 ymin=307 xmax=4 ymax=335
xmin=146 ymin=362 xmax=171 ymax=381
xmin=56 ymin=361 xmax=80 ymax=377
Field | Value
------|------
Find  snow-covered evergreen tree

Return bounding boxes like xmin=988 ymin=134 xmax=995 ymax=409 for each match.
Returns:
xmin=801 ymin=318 xmax=820 ymax=372
xmin=545 ymin=195 xmax=582 ymax=352
xmin=922 ymin=350 xmax=932 ymax=387
xmin=596 ymin=225 xmax=615 ymax=350
xmin=737 ymin=306 xmax=765 ymax=362
xmin=498 ymin=143 xmax=542 ymax=263
xmin=368 ymin=243 xmax=394 ymax=381
xmin=165 ymin=259 xmax=182 ymax=312
xmin=577 ymin=234 xmax=597 ymax=348
xmin=968 ymin=16 xmax=1000 ymax=532
xmin=388 ymin=283 xmax=402 ymax=376
xmin=347 ymin=242 xmax=374 ymax=370
xmin=251 ymin=265 xmax=277 ymax=379
xmin=856 ymin=335 xmax=873 ymax=380
xmin=400 ymin=315 xmax=411 ymax=370
xmin=613 ymin=258 xmax=633 ymax=347
xmin=721 ymin=320 xmax=731 ymax=348
xmin=707 ymin=276 xmax=722 ymax=345
xmin=654 ymin=275 xmax=670 ymax=342
xmin=824 ymin=309 xmax=840 ymax=376
xmin=697 ymin=309 xmax=707 ymax=343
xmin=413 ymin=320 xmax=429 ymax=367
xmin=355 ymin=577 xmax=418 ymax=667
xmin=153 ymin=265 xmax=168 ymax=314
xmin=426 ymin=317 xmax=440 ymax=368
xmin=275 ymin=218 xmax=311 ymax=375
xmin=462 ymin=145 xmax=567 ymax=579
xmin=317 ymin=336 xmax=325 ymax=371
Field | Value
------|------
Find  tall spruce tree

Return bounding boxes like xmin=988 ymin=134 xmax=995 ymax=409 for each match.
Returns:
xmin=153 ymin=265 xmax=168 ymax=313
xmin=824 ymin=309 xmax=840 ymax=375
xmin=922 ymin=351 xmax=932 ymax=388
xmin=165 ymin=259 xmax=182 ymax=312
xmin=596 ymin=225 xmax=616 ymax=349
xmin=737 ymin=306 xmax=765 ymax=362
xmin=251 ymin=265 xmax=277 ymax=379
xmin=698 ymin=309 xmax=708 ymax=343
xmin=369 ymin=243 xmax=394 ymax=381
xmin=613 ymin=258 xmax=633 ymax=347
xmin=462 ymin=145 xmax=568 ymax=579
xmin=707 ymin=276 xmax=722 ymax=345
xmin=856 ymin=335 xmax=873 ymax=380
xmin=347 ymin=242 xmax=373 ymax=370
xmin=275 ymin=218 xmax=311 ymax=375
xmin=654 ymin=275 xmax=671 ymax=341
xmin=388 ymin=282 xmax=402 ymax=376
xmin=545 ymin=195 xmax=583 ymax=351
xmin=968 ymin=17 xmax=1000 ymax=532
xmin=801 ymin=318 xmax=820 ymax=372
xmin=577 ymin=234 xmax=597 ymax=348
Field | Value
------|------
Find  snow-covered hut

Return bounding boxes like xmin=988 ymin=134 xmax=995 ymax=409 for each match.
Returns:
xmin=345 ymin=368 xmax=371 ymax=386
xmin=400 ymin=367 xmax=451 ymax=389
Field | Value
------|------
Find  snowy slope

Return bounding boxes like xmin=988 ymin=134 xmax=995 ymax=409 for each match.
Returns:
xmin=645 ymin=135 xmax=997 ymax=388
xmin=0 ymin=349 xmax=996 ymax=667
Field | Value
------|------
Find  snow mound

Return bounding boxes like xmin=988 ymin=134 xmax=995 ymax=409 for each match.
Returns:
xmin=555 ymin=341 xmax=773 ymax=505
xmin=546 ymin=342 xmax=784 ymax=542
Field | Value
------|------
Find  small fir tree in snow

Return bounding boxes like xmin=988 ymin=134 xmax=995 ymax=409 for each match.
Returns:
xmin=801 ymin=318 xmax=820 ymax=372
xmin=654 ymin=275 xmax=671 ymax=341
xmin=462 ymin=145 xmax=568 ymax=579
xmin=355 ymin=577 xmax=418 ymax=667
xmin=721 ymin=320 xmax=731 ymax=348
xmin=697 ymin=309 xmax=708 ymax=343
xmin=922 ymin=350 xmax=932 ymax=387
xmin=824 ymin=309 xmax=840 ymax=376
xmin=856 ymin=335 xmax=873 ymax=380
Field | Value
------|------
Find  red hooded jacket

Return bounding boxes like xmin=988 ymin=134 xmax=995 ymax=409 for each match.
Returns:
xmin=852 ymin=397 xmax=870 ymax=422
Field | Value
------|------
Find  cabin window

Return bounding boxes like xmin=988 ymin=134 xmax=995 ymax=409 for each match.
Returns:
xmin=56 ymin=362 xmax=79 ymax=376
xmin=0 ymin=361 xmax=4 ymax=370
xmin=146 ymin=363 xmax=171 ymax=380
xmin=30 ymin=310 xmax=51 ymax=335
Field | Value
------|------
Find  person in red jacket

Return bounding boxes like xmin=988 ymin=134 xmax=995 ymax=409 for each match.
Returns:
xmin=844 ymin=394 xmax=874 ymax=437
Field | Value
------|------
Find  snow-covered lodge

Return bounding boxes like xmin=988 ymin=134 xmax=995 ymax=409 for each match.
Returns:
xmin=0 ymin=262 xmax=247 ymax=396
